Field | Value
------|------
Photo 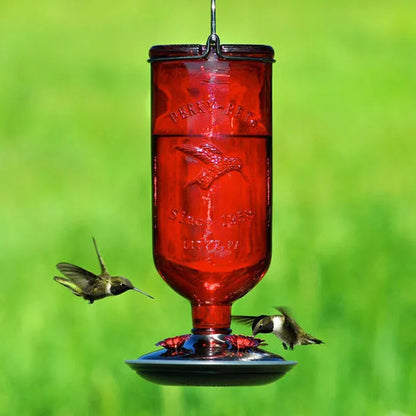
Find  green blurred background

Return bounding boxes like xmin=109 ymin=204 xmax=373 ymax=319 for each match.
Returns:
xmin=0 ymin=0 xmax=415 ymax=414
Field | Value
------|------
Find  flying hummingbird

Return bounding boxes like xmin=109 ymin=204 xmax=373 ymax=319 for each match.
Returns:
xmin=232 ymin=307 xmax=323 ymax=350
xmin=175 ymin=143 xmax=249 ymax=190
xmin=53 ymin=238 xmax=154 ymax=304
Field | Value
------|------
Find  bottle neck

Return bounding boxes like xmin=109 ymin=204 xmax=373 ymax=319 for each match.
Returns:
xmin=191 ymin=303 xmax=232 ymax=335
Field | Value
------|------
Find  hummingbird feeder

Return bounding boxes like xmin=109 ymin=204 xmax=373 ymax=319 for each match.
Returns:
xmin=126 ymin=0 xmax=296 ymax=386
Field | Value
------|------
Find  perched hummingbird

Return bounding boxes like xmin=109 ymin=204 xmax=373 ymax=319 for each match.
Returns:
xmin=175 ymin=143 xmax=249 ymax=190
xmin=232 ymin=307 xmax=323 ymax=350
xmin=53 ymin=238 xmax=154 ymax=304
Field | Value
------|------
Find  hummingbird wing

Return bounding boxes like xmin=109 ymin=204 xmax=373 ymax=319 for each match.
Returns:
xmin=200 ymin=143 xmax=223 ymax=155
xmin=232 ymin=315 xmax=258 ymax=325
xmin=232 ymin=315 xmax=268 ymax=333
xmin=92 ymin=237 xmax=107 ymax=274
xmin=275 ymin=307 xmax=324 ymax=346
xmin=175 ymin=144 xmax=224 ymax=165
xmin=274 ymin=307 xmax=304 ymax=333
xmin=56 ymin=262 xmax=101 ymax=290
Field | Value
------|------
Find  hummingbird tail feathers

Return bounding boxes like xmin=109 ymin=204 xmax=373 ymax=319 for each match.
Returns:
xmin=53 ymin=276 xmax=83 ymax=296
xmin=302 ymin=334 xmax=324 ymax=345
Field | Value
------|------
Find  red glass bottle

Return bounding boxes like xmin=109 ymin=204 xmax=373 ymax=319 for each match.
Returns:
xmin=150 ymin=42 xmax=274 ymax=335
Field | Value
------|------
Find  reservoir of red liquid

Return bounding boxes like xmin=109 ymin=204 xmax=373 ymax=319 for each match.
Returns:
xmin=150 ymin=44 xmax=274 ymax=333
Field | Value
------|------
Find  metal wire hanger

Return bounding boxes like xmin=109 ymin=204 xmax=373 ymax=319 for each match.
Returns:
xmin=148 ymin=0 xmax=275 ymax=63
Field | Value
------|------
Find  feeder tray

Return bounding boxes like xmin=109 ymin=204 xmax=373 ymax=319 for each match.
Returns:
xmin=126 ymin=335 xmax=296 ymax=386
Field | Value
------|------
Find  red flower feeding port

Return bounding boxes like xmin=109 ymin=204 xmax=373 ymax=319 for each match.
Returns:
xmin=224 ymin=335 xmax=267 ymax=351
xmin=126 ymin=0 xmax=296 ymax=386
xmin=156 ymin=335 xmax=191 ymax=352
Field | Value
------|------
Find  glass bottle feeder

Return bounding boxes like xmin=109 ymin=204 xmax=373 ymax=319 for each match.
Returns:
xmin=126 ymin=0 xmax=296 ymax=386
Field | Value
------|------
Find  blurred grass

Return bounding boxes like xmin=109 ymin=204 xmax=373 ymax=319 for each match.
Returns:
xmin=0 ymin=0 xmax=415 ymax=415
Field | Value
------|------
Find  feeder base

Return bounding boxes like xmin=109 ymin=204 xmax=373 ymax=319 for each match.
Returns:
xmin=125 ymin=334 xmax=296 ymax=386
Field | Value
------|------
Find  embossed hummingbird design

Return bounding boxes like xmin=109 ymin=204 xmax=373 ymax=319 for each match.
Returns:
xmin=175 ymin=143 xmax=249 ymax=190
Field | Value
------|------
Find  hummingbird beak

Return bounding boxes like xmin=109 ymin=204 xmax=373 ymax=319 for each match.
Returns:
xmin=240 ymin=169 xmax=250 ymax=184
xmin=133 ymin=287 xmax=155 ymax=299
xmin=252 ymin=327 xmax=259 ymax=337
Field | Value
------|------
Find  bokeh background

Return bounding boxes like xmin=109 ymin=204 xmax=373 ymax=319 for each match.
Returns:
xmin=1 ymin=0 xmax=415 ymax=414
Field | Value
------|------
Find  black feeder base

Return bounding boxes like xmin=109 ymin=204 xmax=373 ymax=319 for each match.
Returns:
xmin=126 ymin=334 xmax=296 ymax=386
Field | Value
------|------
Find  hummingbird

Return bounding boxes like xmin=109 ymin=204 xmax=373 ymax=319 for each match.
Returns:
xmin=232 ymin=307 xmax=323 ymax=350
xmin=53 ymin=238 xmax=154 ymax=304
xmin=175 ymin=142 xmax=249 ymax=190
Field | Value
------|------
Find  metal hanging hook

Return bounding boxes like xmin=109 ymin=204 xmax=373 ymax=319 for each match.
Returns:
xmin=148 ymin=0 xmax=274 ymax=63
xmin=211 ymin=0 xmax=216 ymax=37
xmin=208 ymin=0 xmax=219 ymax=47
